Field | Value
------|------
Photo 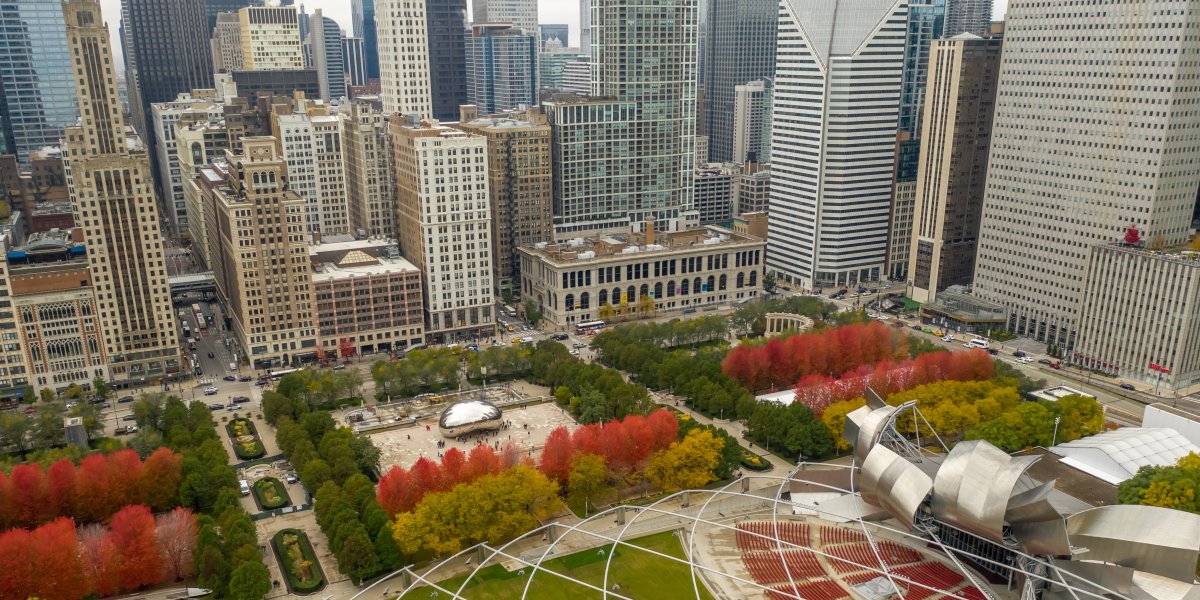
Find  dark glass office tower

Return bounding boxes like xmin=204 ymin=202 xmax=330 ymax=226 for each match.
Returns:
xmin=203 ymin=0 xmax=252 ymax=31
xmin=352 ymin=0 xmax=380 ymax=79
xmin=426 ymin=0 xmax=467 ymax=121
xmin=702 ymin=0 xmax=776 ymax=163
xmin=121 ymin=0 xmax=212 ymax=142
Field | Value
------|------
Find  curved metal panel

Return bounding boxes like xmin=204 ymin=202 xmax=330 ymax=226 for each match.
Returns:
xmin=1066 ymin=505 xmax=1200 ymax=582
xmin=852 ymin=405 xmax=897 ymax=464
xmin=859 ymin=445 xmax=932 ymax=527
xmin=843 ymin=404 xmax=873 ymax=453
xmin=930 ymin=440 xmax=1039 ymax=543
xmin=1006 ymin=482 xmax=1071 ymax=555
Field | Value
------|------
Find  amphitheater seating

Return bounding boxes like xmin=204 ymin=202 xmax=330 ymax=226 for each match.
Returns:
xmin=820 ymin=525 xmax=868 ymax=546
xmin=742 ymin=549 xmax=825 ymax=584
xmin=736 ymin=521 xmax=811 ymax=551
xmin=892 ymin=562 xmax=967 ymax=600
xmin=825 ymin=540 xmax=924 ymax=572
xmin=766 ymin=580 xmax=849 ymax=600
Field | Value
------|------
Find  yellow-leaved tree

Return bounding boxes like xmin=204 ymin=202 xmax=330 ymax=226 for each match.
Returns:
xmin=646 ymin=428 xmax=724 ymax=492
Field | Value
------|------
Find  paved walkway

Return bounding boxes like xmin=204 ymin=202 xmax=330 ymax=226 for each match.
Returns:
xmin=650 ymin=391 xmax=795 ymax=473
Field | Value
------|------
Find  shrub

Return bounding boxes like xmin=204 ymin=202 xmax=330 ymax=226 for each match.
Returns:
xmin=226 ymin=419 xmax=265 ymax=460
xmin=253 ymin=477 xmax=290 ymax=510
xmin=271 ymin=529 xmax=325 ymax=593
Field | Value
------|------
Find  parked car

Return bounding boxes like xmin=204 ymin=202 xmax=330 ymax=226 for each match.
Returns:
xmin=1119 ymin=383 xmax=1137 ymax=391
xmin=1018 ymin=357 xmax=1034 ymax=364
xmin=572 ymin=342 xmax=587 ymax=349
xmin=239 ymin=375 xmax=253 ymax=382
xmin=232 ymin=396 xmax=250 ymax=404
xmin=121 ymin=414 xmax=136 ymax=422
xmin=203 ymin=387 xmax=218 ymax=395
xmin=1037 ymin=359 xmax=1052 ymax=366
xmin=255 ymin=379 xmax=269 ymax=386
xmin=118 ymin=395 xmax=135 ymax=403
xmin=1012 ymin=351 xmax=1027 ymax=358
xmin=986 ymin=348 xmax=999 ymax=355
xmin=209 ymin=403 xmax=224 ymax=410
xmin=285 ymin=473 xmax=299 ymax=484
xmin=101 ymin=402 xmax=112 ymax=409
xmin=1049 ymin=362 xmax=1062 ymax=369
xmin=941 ymin=335 xmax=954 ymax=342
xmin=222 ymin=375 xmax=236 ymax=381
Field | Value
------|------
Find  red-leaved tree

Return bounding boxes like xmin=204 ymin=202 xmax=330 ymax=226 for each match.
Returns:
xmin=142 ymin=448 xmax=183 ymax=511
xmin=79 ymin=523 xmax=119 ymax=598
xmin=9 ymin=463 xmax=51 ymax=527
xmin=46 ymin=459 xmax=77 ymax=519
xmin=156 ymin=507 xmax=198 ymax=581
xmin=29 ymin=517 xmax=88 ymax=600
xmin=538 ymin=427 xmax=575 ymax=484
xmin=0 ymin=527 xmax=34 ymax=600
xmin=106 ymin=505 xmax=166 ymax=591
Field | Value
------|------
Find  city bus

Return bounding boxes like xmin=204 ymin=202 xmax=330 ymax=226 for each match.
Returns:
xmin=269 ymin=368 xmax=300 ymax=380
xmin=575 ymin=320 xmax=606 ymax=336
xmin=191 ymin=303 xmax=207 ymax=330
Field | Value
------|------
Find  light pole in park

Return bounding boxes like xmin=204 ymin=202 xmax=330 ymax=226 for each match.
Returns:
xmin=1052 ymin=416 xmax=1061 ymax=446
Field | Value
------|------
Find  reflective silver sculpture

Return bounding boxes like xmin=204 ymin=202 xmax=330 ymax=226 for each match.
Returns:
xmin=859 ymin=445 xmax=932 ymax=527
xmin=438 ymin=399 xmax=503 ymax=437
xmin=1065 ymin=505 xmax=1200 ymax=583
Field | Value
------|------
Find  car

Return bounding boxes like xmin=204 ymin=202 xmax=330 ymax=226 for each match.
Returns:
xmin=114 ymin=425 xmax=137 ymax=435
xmin=207 ymin=352 xmax=215 ymax=358
xmin=222 ymin=375 xmax=236 ymax=381
xmin=987 ymin=348 xmax=999 ymax=355
xmin=239 ymin=375 xmax=253 ymax=382
xmin=121 ymin=414 xmax=136 ymax=422
xmin=118 ymin=395 xmax=134 ymax=403
xmin=572 ymin=342 xmax=587 ymax=349
xmin=203 ymin=387 xmax=218 ymax=395
xmin=550 ymin=333 xmax=569 ymax=341
xmin=1037 ymin=359 xmax=1052 ymax=366
xmin=1119 ymin=383 xmax=1136 ymax=391
xmin=88 ymin=396 xmax=105 ymax=404
xmin=195 ymin=368 xmax=203 ymax=376
xmin=209 ymin=403 xmax=224 ymax=410
xmin=941 ymin=335 xmax=954 ymax=342
xmin=101 ymin=402 xmax=112 ymax=409
xmin=911 ymin=325 xmax=923 ymax=331
xmin=1013 ymin=351 xmax=1027 ymax=358
xmin=333 ymin=364 xmax=346 ymax=370
xmin=1018 ymin=356 xmax=1034 ymax=364
xmin=285 ymin=473 xmax=299 ymax=484
xmin=233 ymin=396 xmax=250 ymax=403
xmin=255 ymin=379 xmax=269 ymax=386
xmin=1049 ymin=362 xmax=1062 ymax=369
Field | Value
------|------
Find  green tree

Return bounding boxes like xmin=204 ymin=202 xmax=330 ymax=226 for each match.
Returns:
xmin=336 ymin=526 xmax=378 ymax=584
xmin=132 ymin=394 xmax=166 ymax=430
xmin=19 ymin=385 xmax=34 ymax=405
xmin=38 ymin=388 xmax=56 ymax=404
xmin=763 ymin=271 xmax=777 ymax=294
xmin=92 ymin=377 xmax=110 ymax=399
xmin=646 ymin=429 xmax=724 ymax=492
xmin=567 ymin=454 xmax=611 ymax=515
xmin=523 ymin=300 xmax=543 ymax=326
xmin=374 ymin=521 xmax=405 ymax=570
xmin=227 ymin=560 xmax=271 ymax=600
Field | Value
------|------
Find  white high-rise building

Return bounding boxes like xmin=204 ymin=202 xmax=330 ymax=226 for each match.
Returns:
xmin=973 ymin=0 xmax=1200 ymax=351
xmin=238 ymin=6 xmax=304 ymax=71
xmin=391 ymin=117 xmax=494 ymax=343
xmin=766 ymin=0 xmax=909 ymax=289
xmin=472 ymin=0 xmax=538 ymax=31
xmin=309 ymin=9 xmax=346 ymax=101
xmin=274 ymin=105 xmax=350 ymax=235
xmin=579 ymin=0 xmax=590 ymax=56
xmin=150 ymin=90 xmax=224 ymax=234
xmin=376 ymin=0 xmax=432 ymax=117
xmin=732 ymin=79 xmax=770 ymax=165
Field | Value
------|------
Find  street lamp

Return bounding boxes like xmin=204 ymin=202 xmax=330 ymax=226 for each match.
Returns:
xmin=384 ymin=380 xmax=391 ymax=405
xmin=1052 ymin=416 xmax=1061 ymax=446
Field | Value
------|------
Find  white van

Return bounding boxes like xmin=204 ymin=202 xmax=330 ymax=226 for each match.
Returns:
xmin=239 ymin=480 xmax=250 ymax=496
xmin=967 ymin=337 xmax=989 ymax=349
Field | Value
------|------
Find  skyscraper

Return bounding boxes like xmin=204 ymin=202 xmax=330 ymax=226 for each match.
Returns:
xmin=579 ymin=0 xmax=589 ymax=55
xmin=391 ymin=117 xmax=494 ymax=343
xmin=548 ymin=0 xmax=697 ymax=238
xmin=732 ymin=79 xmax=770 ymax=165
xmin=211 ymin=11 xmax=244 ymax=73
xmin=238 ymin=5 xmax=304 ymax=71
xmin=63 ymin=0 xmax=179 ymax=384
xmin=309 ymin=10 xmax=345 ymax=100
xmin=341 ymin=95 xmax=395 ymax=237
xmin=121 ymin=0 xmax=212 ymax=142
xmin=352 ymin=0 xmax=380 ymax=79
xmin=702 ymin=0 xmax=776 ymax=163
xmin=273 ymin=101 xmax=349 ymax=235
xmin=898 ymin=0 xmax=946 ymax=137
xmin=343 ymin=36 xmax=368 ymax=87
xmin=766 ymin=0 xmax=909 ymax=289
xmin=426 ymin=0 xmax=468 ymax=121
xmin=0 ymin=0 xmax=78 ymax=165
xmin=465 ymin=23 xmax=538 ymax=115
xmin=907 ymin=34 xmax=1000 ymax=304
xmin=472 ymin=0 xmax=536 ymax=31
xmin=203 ymin=0 xmax=253 ymax=31
xmin=972 ymin=0 xmax=1200 ymax=350
xmin=377 ymin=0 xmax=432 ymax=117
xmin=943 ymin=0 xmax=993 ymax=37
xmin=539 ymin=23 xmax=568 ymax=48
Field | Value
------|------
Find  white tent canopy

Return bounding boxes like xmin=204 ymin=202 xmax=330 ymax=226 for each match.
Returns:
xmin=1050 ymin=427 xmax=1197 ymax=485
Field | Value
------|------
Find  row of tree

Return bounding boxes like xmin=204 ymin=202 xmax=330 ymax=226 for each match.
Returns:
xmin=269 ymin=368 xmax=365 ymax=409
xmin=531 ymin=341 xmax=654 ymax=423
xmin=591 ymin=316 xmax=730 ymax=349
xmin=464 ymin=344 xmax=534 ymax=382
xmin=376 ymin=444 xmax=510 ymax=517
xmin=370 ymin=348 xmax=461 ymax=400
xmin=0 ymin=506 xmax=197 ymax=600
xmin=537 ymin=410 xmax=680 ymax=487
xmin=271 ymin=373 xmax=391 ymax=583
xmin=721 ymin=321 xmax=904 ymax=392
xmin=789 ymin=349 xmax=996 ymax=416
xmin=194 ymin=505 xmax=272 ymax=598
xmin=0 ymin=448 xmax=181 ymax=531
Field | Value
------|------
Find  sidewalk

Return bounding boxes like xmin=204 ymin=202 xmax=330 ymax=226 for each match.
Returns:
xmin=650 ymin=391 xmax=794 ymax=473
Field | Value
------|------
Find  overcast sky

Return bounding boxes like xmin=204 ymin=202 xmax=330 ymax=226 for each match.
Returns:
xmin=100 ymin=0 xmax=1009 ymax=71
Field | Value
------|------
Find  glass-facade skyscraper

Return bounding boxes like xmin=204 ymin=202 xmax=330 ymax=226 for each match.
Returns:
xmin=427 ymin=0 xmax=467 ymax=121
xmin=0 ymin=0 xmax=78 ymax=164
xmin=352 ymin=0 xmax=380 ymax=79
xmin=898 ymin=0 xmax=946 ymax=139
xmin=465 ymin=23 xmax=538 ymax=115
xmin=702 ymin=0 xmax=776 ymax=164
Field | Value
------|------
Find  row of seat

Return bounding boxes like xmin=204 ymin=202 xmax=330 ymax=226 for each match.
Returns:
xmin=765 ymin=580 xmax=849 ymax=600
xmin=742 ymin=549 xmax=826 ymax=584
xmin=736 ymin=521 xmax=811 ymax=551
xmin=820 ymin=524 xmax=869 ymax=546
xmin=892 ymin=562 xmax=967 ymax=600
xmin=825 ymin=540 xmax=923 ymax=573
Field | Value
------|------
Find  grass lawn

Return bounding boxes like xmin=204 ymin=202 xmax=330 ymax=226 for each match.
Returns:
xmin=403 ymin=531 xmax=716 ymax=600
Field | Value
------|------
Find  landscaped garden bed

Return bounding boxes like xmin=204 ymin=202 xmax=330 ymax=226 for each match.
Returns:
xmin=253 ymin=477 xmax=291 ymax=511
xmin=226 ymin=417 xmax=266 ymax=460
xmin=271 ymin=529 xmax=325 ymax=594
xmin=740 ymin=447 xmax=772 ymax=472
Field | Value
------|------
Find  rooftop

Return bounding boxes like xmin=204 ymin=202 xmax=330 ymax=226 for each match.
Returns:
xmin=520 ymin=225 xmax=763 ymax=265
xmin=1050 ymin=427 xmax=1198 ymax=485
xmin=310 ymin=237 xmax=419 ymax=280
xmin=1100 ymin=234 xmax=1200 ymax=266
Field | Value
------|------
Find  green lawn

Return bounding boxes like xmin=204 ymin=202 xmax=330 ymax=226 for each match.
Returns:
xmin=402 ymin=531 xmax=716 ymax=600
